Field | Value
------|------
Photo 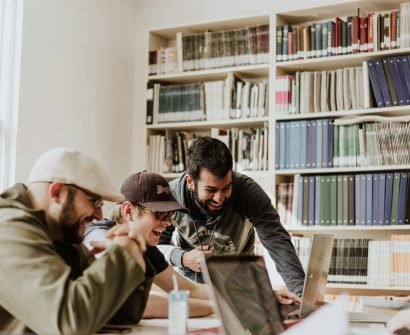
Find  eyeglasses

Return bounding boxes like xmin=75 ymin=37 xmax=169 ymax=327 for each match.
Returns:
xmin=144 ymin=208 xmax=176 ymax=221
xmin=66 ymin=184 xmax=104 ymax=209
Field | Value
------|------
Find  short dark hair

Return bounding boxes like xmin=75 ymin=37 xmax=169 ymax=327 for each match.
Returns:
xmin=186 ymin=136 xmax=233 ymax=181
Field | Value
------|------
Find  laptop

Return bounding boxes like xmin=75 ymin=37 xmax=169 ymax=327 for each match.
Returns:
xmin=199 ymin=235 xmax=334 ymax=333
xmin=280 ymin=234 xmax=334 ymax=319
xmin=201 ymin=254 xmax=285 ymax=335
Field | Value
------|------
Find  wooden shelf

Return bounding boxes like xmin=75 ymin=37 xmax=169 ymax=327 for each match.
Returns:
xmin=148 ymin=64 xmax=269 ymax=83
xmin=275 ymin=47 xmax=410 ymax=72
xmin=286 ymin=225 xmax=410 ymax=232
xmin=147 ymin=116 xmax=269 ymax=130
xmin=162 ymin=170 xmax=269 ymax=180
xmin=274 ymin=105 xmax=410 ymax=121
xmin=275 ymin=165 xmax=410 ymax=176
xmin=326 ymin=283 xmax=410 ymax=296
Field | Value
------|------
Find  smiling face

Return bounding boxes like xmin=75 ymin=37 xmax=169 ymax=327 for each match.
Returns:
xmin=128 ymin=205 xmax=172 ymax=246
xmin=53 ymin=184 xmax=103 ymax=244
xmin=187 ymin=168 xmax=233 ymax=215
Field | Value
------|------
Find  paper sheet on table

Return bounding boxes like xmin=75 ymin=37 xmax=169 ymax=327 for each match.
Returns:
xmin=282 ymin=297 xmax=349 ymax=335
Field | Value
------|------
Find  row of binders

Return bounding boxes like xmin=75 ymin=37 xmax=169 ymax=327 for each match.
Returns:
xmin=276 ymin=3 xmax=410 ymax=62
xmin=368 ymin=56 xmax=410 ymax=108
xmin=146 ymin=74 xmax=268 ymax=124
xmin=275 ymin=117 xmax=410 ymax=170
xmin=277 ymin=171 xmax=410 ymax=227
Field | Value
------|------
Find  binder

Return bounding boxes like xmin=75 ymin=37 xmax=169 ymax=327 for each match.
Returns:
xmin=394 ymin=56 xmax=410 ymax=104
xmin=400 ymin=56 xmax=410 ymax=100
xmin=397 ymin=172 xmax=409 ymax=224
xmin=366 ymin=60 xmax=385 ymax=107
xmin=381 ymin=58 xmax=399 ymax=106
xmin=374 ymin=59 xmax=392 ymax=107
xmin=384 ymin=172 xmax=394 ymax=225
xmin=387 ymin=56 xmax=408 ymax=106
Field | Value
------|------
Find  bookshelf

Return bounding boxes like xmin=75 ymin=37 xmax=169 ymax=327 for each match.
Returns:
xmin=146 ymin=15 xmax=272 ymax=191
xmin=145 ymin=0 xmax=410 ymax=296
xmin=273 ymin=0 xmax=410 ymax=296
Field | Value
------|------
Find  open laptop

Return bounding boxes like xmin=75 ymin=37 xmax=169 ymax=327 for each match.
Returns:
xmin=200 ymin=234 xmax=335 ymax=334
xmin=201 ymin=254 xmax=285 ymax=335
xmin=280 ymin=234 xmax=334 ymax=319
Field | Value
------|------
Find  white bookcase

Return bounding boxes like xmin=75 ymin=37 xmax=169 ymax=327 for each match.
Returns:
xmin=145 ymin=0 xmax=410 ymax=296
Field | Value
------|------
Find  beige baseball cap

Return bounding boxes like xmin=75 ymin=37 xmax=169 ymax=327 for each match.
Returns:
xmin=28 ymin=148 xmax=124 ymax=202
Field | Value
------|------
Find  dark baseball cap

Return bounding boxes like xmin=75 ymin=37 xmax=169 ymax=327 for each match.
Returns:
xmin=120 ymin=171 xmax=188 ymax=213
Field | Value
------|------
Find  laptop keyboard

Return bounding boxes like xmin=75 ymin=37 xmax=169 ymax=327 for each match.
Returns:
xmin=280 ymin=303 xmax=300 ymax=315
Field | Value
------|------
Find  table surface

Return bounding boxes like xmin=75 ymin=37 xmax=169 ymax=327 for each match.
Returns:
xmin=100 ymin=315 xmax=391 ymax=335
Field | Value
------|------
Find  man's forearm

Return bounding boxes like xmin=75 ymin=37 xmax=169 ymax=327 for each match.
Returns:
xmin=157 ymin=244 xmax=185 ymax=267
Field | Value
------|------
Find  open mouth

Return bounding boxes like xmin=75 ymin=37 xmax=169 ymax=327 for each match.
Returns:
xmin=207 ymin=202 xmax=222 ymax=211
xmin=152 ymin=230 xmax=163 ymax=237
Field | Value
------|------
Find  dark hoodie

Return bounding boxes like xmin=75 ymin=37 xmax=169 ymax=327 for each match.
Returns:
xmin=158 ymin=172 xmax=305 ymax=295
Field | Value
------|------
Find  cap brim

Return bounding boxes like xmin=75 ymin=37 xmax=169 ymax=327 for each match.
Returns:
xmin=101 ymin=192 xmax=125 ymax=203
xmin=142 ymin=200 xmax=189 ymax=213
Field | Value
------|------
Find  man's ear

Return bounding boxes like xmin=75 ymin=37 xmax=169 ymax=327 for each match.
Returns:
xmin=48 ymin=182 xmax=65 ymax=203
xmin=185 ymin=174 xmax=194 ymax=192
xmin=121 ymin=201 xmax=134 ymax=219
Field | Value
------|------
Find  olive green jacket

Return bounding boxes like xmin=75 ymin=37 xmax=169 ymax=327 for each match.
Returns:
xmin=0 ymin=184 xmax=153 ymax=335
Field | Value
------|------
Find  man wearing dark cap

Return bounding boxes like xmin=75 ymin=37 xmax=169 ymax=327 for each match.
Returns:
xmin=0 ymin=148 xmax=152 ymax=334
xmin=84 ymin=171 xmax=213 ymax=318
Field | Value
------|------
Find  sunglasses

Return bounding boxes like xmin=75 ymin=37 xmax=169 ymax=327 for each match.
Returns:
xmin=144 ymin=208 xmax=177 ymax=221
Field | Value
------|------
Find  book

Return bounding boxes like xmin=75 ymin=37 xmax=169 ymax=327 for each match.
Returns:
xmin=384 ymin=172 xmax=394 ymax=225
xmin=374 ymin=59 xmax=392 ymax=107
xmin=390 ymin=172 xmax=401 ymax=225
xmin=397 ymin=172 xmax=409 ymax=224
xmin=365 ymin=173 xmax=373 ymax=225
xmin=394 ymin=56 xmax=410 ymax=104
xmin=381 ymin=58 xmax=399 ymax=106
xmin=387 ymin=56 xmax=408 ymax=105
xmin=146 ymin=82 xmax=154 ymax=125
xmin=378 ymin=173 xmax=386 ymax=225
xmin=367 ymin=60 xmax=385 ymax=107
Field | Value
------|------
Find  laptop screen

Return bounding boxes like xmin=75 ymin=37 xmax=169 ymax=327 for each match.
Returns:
xmin=202 ymin=255 xmax=284 ymax=335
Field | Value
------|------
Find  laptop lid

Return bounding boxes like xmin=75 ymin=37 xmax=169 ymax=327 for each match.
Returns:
xmin=299 ymin=234 xmax=334 ymax=317
xmin=201 ymin=255 xmax=285 ymax=335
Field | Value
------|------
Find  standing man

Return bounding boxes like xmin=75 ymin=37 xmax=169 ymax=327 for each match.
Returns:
xmin=158 ymin=136 xmax=305 ymax=295
xmin=0 ymin=148 xmax=152 ymax=334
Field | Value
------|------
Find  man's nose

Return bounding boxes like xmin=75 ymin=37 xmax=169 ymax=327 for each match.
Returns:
xmin=93 ymin=207 xmax=103 ymax=221
xmin=213 ymin=191 xmax=224 ymax=203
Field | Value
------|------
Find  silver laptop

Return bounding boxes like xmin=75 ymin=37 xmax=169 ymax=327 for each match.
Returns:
xmin=201 ymin=254 xmax=285 ymax=335
xmin=281 ymin=234 xmax=335 ymax=319
xmin=200 ymin=234 xmax=335 ymax=334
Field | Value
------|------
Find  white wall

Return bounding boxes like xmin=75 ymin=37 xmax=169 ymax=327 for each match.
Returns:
xmin=16 ymin=0 xmax=138 ymax=191
xmin=16 ymin=0 xmax=355 ymax=190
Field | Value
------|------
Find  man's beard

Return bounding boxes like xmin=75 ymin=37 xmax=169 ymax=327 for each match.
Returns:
xmin=193 ymin=187 xmax=227 ymax=216
xmin=59 ymin=194 xmax=83 ymax=244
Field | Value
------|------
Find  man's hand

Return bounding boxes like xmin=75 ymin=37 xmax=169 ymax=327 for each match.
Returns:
xmin=182 ymin=246 xmax=213 ymax=272
xmin=102 ymin=224 xmax=147 ymax=272
xmin=274 ymin=288 xmax=301 ymax=305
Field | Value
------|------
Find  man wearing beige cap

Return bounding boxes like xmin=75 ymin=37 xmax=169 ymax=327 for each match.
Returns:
xmin=0 ymin=148 xmax=153 ymax=334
